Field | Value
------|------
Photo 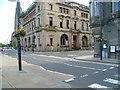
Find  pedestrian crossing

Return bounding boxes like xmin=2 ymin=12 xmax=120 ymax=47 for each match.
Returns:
xmin=88 ymin=77 xmax=120 ymax=89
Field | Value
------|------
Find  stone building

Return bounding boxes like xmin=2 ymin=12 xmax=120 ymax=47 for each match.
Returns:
xmin=19 ymin=1 xmax=93 ymax=52
xmin=90 ymin=1 xmax=120 ymax=59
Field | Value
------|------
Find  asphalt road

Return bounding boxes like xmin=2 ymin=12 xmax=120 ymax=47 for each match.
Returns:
xmin=1 ymin=49 xmax=119 ymax=89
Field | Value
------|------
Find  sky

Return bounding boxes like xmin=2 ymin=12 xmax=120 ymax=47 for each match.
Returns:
xmin=0 ymin=0 xmax=89 ymax=44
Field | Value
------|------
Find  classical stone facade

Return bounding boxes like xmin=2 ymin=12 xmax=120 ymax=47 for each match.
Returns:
xmin=90 ymin=1 xmax=120 ymax=59
xmin=19 ymin=1 xmax=93 ymax=51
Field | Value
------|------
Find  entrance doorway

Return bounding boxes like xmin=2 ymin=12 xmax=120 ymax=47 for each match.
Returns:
xmin=73 ymin=36 xmax=77 ymax=49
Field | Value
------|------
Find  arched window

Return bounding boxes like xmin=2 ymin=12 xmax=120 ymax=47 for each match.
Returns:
xmin=60 ymin=34 xmax=69 ymax=46
xmin=82 ymin=36 xmax=88 ymax=46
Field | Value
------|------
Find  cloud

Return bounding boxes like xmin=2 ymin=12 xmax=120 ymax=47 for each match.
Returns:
xmin=0 ymin=0 xmax=34 ymax=44
xmin=0 ymin=2 xmax=16 ymax=44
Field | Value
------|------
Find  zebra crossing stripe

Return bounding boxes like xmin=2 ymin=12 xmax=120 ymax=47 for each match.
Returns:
xmin=103 ymin=78 xmax=120 ymax=85
xmin=88 ymin=83 xmax=109 ymax=88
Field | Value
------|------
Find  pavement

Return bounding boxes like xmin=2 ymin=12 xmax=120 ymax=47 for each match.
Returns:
xmin=0 ymin=54 xmax=73 ymax=89
xmin=74 ymin=55 xmax=120 ymax=65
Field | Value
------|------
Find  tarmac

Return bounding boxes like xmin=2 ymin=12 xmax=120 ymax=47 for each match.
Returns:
xmin=0 ymin=51 xmax=119 ymax=89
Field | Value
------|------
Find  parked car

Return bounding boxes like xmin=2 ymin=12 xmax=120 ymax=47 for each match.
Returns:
xmin=0 ymin=49 xmax=3 ymax=51
xmin=0 ymin=48 xmax=3 ymax=51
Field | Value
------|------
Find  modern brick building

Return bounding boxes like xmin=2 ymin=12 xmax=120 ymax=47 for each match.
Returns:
xmin=90 ymin=1 xmax=120 ymax=59
xmin=15 ymin=1 xmax=93 ymax=52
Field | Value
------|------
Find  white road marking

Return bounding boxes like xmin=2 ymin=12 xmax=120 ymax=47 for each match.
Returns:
xmin=93 ymin=71 xmax=99 ymax=74
xmin=88 ymin=83 xmax=109 ymax=88
xmin=64 ymin=78 xmax=74 ymax=82
xmin=31 ymin=54 xmax=73 ymax=60
xmin=102 ymin=69 xmax=107 ymax=71
xmin=68 ymin=55 xmax=77 ymax=57
xmin=44 ymin=60 xmax=59 ymax=63
xmin=80 ymin=74 xmax=88 ymax=78
xmin=103 ymin=78 xmax=120 ymax=85
xmin=64 ymin=63 xmax=72 ymax=66
xmin=39 ymin=66 xmax=46 ymax=70
xmin=110 ymin=67 xmax=114 ymax=69
xmin=74 ymin=65 xmax=99 ymax=70
xmin=46 ymin=70 xmax=74 ymax=77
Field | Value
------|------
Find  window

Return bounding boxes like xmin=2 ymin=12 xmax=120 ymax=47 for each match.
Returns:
xmin=32 ymin=36 xmax=36 ymax=44
xmin=82 ymin=22 xmax=84 ymax=30
xmin=29 ymin=24 xmax=31 ymax=31
xmin=28 ymin=37 xmax=31 ymax=47
xmin=86 ymin=14 xmax=88 ymax=18
xmin=32 ymin=22 xmax=34 ymax=31
xmin=49 ymin=17 xmax=53 ymax=26
xmin=38 ymin=6 xmax=40 ymax=12
xmin=74 ymin=10 xmax=77 ymax=15
xmin=49 ymin=4 xmax=53 ymax=11
xmin=66 ymin=20 xmax=69 ymax=29
xmin=50 ymin=38 xmax=53 ymax=46
xmin=90 ymin=2 xmax=93 ymax=17
xmin=34 ymin=20 xmax=36 ymax=28
xmin=74 ymin=21 xmax=77 ymax=29
xmin=38 ymin=18 xmax=40 ymax=26
xmin=38 ymin=38 xmax=40 ymax=45
xmin=59 ymin=7 xmax=62 ymax=13
xmin=60 ymin=34 xmax=69 ymax=46
xmin=81 ymin=13 xmax=83 ymax=17
xmin=66 ymin=9 xmax=69 ymax=14
xmin=84 ymin=13 xmax=86 ymax=18
xmin=94 ymin=2 xmax=100 ymax=16
xmin=63 ymin=8 xmax=66 ymax=13
xmin=86 ymin=23 xmax=89 ymax=31
xmin=115 ymin=0 xmax=120 ymax=11
xmin=82 ymin=36 xmax=88 ymax=46
xmin=60 ymin=18 xmax=63 ymax=28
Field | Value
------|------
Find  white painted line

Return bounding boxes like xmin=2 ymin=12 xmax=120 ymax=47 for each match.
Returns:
xmin=103 ymin=78 xmax=120 ymax=85
xmin=88 ymin=83 xmax=109 ymax=88
xmin=64 ymin=63 xmax=72 ymax=66
xmin=68 ymin=55 xmax=77 ymax=56
xmin=74 ymin=65 xmax=97 ymax=70
xmin=39 ymin=66 xmax=46 ymax=70
xmin=44 ymin=60 xmax=59 ymax=63
xmin=80 ymin=74 xmax=88 ymax=78
xmin=64 ymin=78 xmax=74 ymax=82
xmin=46 ymin=70 xmax=74 ymax=77
xmin=93 ymin=71 xmax=99 ymax=74
xmin=110 ymin=67 xmax=114 ymax=69
xmin=102 ymin=69 xmax=107 ymax=72
xmin=31 ymin=54 xmax=73 ymax=60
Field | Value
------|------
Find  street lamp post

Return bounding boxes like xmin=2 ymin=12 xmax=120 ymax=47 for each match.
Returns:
xmin=99 ymin=2 xmax=103 ymax=60
xmin=9 ymin=0 xmax=22 ymax=71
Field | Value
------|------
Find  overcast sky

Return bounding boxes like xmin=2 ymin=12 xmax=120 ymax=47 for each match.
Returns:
xmin=0 ymin=0 xmax=89 ymax=44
